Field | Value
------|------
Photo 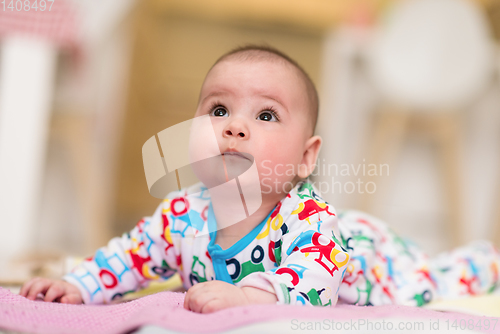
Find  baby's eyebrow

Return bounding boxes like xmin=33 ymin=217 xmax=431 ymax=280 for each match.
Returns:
xmin=262 ymin=95 xmax=288 ymax=113
xmin=201 ymin=91 xmax=228 ymax=105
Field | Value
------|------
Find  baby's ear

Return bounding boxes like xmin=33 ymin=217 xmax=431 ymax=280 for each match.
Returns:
xmin=298 ymin=136 xmax=322 ymax=178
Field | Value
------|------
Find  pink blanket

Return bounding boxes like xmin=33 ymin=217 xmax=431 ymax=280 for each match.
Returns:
xmin=0 ymin=287 xmax=498 ymax=334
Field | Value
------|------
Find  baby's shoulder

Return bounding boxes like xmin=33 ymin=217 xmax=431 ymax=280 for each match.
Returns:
xmin=160 ymin=182 xmax=211 ymax=237
xmin=268 ymin=181 xmax=338 ymax=238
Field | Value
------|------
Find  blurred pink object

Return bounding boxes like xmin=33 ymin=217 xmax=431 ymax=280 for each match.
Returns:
xmin=0 ymin=0 xmax=78 ymax=47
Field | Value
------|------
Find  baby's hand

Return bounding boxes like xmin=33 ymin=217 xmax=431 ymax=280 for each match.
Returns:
xmin=183 ymin=281 xmax=278 ymax=313
xmin=19 ymin=277 xmax=83 ymax=304
xmin=184 ymin=281 xmax=249 ymax=313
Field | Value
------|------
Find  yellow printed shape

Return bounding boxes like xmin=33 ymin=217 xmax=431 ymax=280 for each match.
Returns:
xmin=164 ymin=226 xmax=173 ymax=244
xmin=373 ymin=265 xmax=383 ymax=279
xmin=331 ymin=249 xmax=349 ymax=268
xmin=162 ymin=199 xmax=171 ymax=213
xmin=256 ymin=214 xmax=283 ymax=239
xmin=143 ymin=264 xmax=160 ymax=280
xmin=291 ymin=202 xmax=304 ymax=215
xmin=131 ymin=237 xmax=141 ymax=254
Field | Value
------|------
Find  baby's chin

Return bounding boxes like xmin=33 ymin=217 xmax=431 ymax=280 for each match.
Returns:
xmin=190 ymin=153 xmax=255 ymax=189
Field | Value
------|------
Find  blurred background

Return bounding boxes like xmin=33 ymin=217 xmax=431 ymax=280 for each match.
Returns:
xmin=0 ymin=0 xmax=499 ymax=284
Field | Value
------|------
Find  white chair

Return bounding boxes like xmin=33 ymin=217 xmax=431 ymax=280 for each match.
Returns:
xmin=364 ymin=0 xmax=495 ymax=246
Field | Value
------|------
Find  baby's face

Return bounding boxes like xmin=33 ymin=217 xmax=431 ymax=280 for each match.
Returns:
xmin=194 ymin=59 xmax=312 ymax=198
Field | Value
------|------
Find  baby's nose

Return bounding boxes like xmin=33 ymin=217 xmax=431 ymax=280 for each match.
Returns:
xmin=223 ymin=120 xmax=249 ymax=139
xmin=224 ymin=129 xmax=246 ymax=138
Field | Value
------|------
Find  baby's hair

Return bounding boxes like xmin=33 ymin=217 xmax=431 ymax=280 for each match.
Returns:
xmin=211 ymin=44 xmax=319 ymax=134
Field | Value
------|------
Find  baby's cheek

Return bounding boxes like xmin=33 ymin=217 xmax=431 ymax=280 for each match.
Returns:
xmin=257 ymin=163 xmax=297 ymax=194
xmin=256 ymin=150 xmax=301 ymax=177
xmin=273 ymin=163 xmax=297 ymax=177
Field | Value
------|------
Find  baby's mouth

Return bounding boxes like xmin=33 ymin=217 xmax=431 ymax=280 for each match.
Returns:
xmin=219 ymin=151 xmax=253 ymax=182
xmin=222 ymin=151 xmax=251 ymax=161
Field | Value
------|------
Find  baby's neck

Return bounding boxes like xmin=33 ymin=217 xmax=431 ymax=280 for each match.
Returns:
xmin=213 ymin=195 xmax=283 ymax=250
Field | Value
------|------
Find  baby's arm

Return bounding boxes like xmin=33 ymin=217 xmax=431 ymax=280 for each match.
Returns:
xmin=63 ymin=200 xmax=178 ymax=304
xmin=20 ymin=197 xmax=178 ymax=304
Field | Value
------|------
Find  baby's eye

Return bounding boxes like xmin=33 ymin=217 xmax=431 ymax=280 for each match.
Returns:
xmin=257 ymin=111 xmax=278 ymax=122
xmin=210 ymin=107 xmax=228 ymax=117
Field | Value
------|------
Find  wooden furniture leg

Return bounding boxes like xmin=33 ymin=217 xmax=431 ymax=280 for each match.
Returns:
xmin=360 ymin=106 xmax=410 ymax=213
xmin=431 ymin=113 xmax=464 ymax=247
xmin=50 ymin=114 xmax=113 ymax=253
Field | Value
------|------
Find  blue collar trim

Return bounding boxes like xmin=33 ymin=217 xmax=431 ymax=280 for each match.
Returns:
xmin=206 ymin=203 xmax=272 ymax=283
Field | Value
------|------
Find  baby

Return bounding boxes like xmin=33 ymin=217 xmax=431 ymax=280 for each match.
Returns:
xmin=20 ymin=45 xmax=500 ymax=312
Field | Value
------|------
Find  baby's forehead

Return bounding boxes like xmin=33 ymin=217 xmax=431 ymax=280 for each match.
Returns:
xmin=206 ymin=56 xmax=305 ymax=89
xmin=226 ymin=54 xmax=291 ymax=67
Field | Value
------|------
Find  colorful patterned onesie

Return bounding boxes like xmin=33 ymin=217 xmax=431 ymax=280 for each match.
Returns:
xmin=63 ymin=181 xmax=500 ymax=306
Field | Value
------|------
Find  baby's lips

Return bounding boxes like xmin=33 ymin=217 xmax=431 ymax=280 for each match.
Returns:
xmin=222 ymin=151 xmax=253 ymax=161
